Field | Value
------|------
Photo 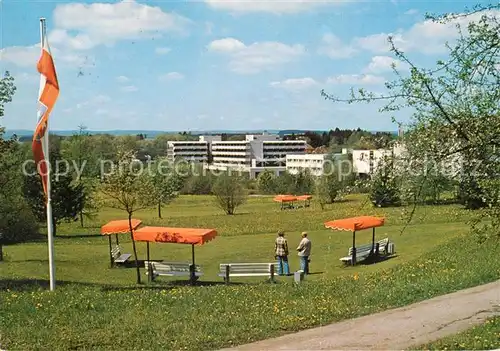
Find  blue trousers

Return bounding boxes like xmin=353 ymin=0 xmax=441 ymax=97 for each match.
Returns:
xmin=277 ymin=256 xmax=289 ymax=275
xmin=300 ymin=256 xmax=309 ymax=274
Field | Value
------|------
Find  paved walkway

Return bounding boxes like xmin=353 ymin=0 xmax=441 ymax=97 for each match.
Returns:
xmin=221 ymin=280 xmax=500 ymax=350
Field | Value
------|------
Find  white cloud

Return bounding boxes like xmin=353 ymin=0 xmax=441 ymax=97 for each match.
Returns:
xmin=0 ymin=44 xmax=94 ymax=67
xmin=1 ymin=1 xmax=192 ymax=68
xmin=121 ymin=85 xmax=138 ymax=92
xmin=48 ymin=29 xmax=95 ymax=51
xmin=116 ymin=75 xmax=129 ymax=83
xmin=50 ymin=1 xmax=192 ymax=51
xmin=204 ymin=0 xmax=352 ymax=14
xmin=205 ymin=22 xmax=214 ymax=35
xmin=321 ymin=9 xmax=500 ymax=57
xmin=318 ymin=33 xmax=357 ymax=59
xmin=327 ymin=74 xmax=384 ymax=85
xmin=73 ymin=94 xmax=111 ymax=111
xmin=364 ymin=55 xmax=408 ymax=73
xmin=155 ymin=47 xmax=171 ymax=55
xmin=207 ymin=38 xmax=245 ymax=52
xmin=207 ymin=37 xmax=305 ymax=74
xmin=270 ymin=77 xmax=318 ymax=91
xmin=16 ymin=72 xmax=38 ymax=82
xmin=404 ymin=9 xmax=419 ymax=15
xmin=0 ymin=45 xmax=40 ymax=67
xmin=159 ymin=72 xmax=185 ymax=81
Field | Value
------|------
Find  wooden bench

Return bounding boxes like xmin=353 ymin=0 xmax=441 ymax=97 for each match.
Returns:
xmin=218 ymin=263 xmax=277 ymax=283
xmin=144 ymin=261 xmax=203 ymax=282
xmin=111 ymin=245 xmax=131 ymax=265
xmin=340 ymin=238 xmax=391 ymax=265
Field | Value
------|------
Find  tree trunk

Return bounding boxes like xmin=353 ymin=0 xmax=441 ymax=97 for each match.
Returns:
xmin=80 ymin=210 xmax=84 ymax=227
xmin=128 ymin=213 xmax=141 ymax=284
xmin=158 ymin=202 xmax=162 ymax=219
xmin=52 ymin=218 xmax=57 ymax=237
xmin=0 ymin=243 xmax=3 ymax=262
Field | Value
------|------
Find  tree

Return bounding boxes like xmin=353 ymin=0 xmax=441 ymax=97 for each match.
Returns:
xmin=292 ymin=169 xmax=315 ymax=195
xmin=316 ymin=154 xmax=355 ymax=208
xmin=60 ymin=125 xmax=100 ymax=226
xmin=150 ymin=157 xmax=181 ymax=218
xmin=321 ymin=4 xmax=500 ymax=238
xmin=0 ymin=129 xmax=39 ymax=260
xmin=398 ymin=132 xmax=456 ymax=205
xmin=369 ymin=154 xmax=401 ymax=207
xmin=212 ymin=173 xmax=247 ymax=215
xmin=101 ymin=151 xmax=156 ymax=284
xmin=23 ymin=136 xmax=85 ymax=236
xmin=23 ymin=170 xmax=85 ymax=237
xmin=79 ymin=178 xmax=102 ymax=225
xmin=272 ymin=172 xmax=297 ymax=194
xmin=257 ymin=170 xmax=276 ymax=194
xmin=0 ymin=73 xmax=39 ymax=260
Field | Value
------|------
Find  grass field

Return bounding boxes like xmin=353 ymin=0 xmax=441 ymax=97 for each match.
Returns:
xmin=1 ymin=194 xmax=499 ymax=350
xmin=412 ymin=316 xmax=500 ymax=350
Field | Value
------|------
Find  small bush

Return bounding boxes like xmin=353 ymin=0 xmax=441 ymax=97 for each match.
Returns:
xmin=0 ymin=199 xmax=39 ymax=244
xmin=212 ymin=174 xmax=248 ymax=215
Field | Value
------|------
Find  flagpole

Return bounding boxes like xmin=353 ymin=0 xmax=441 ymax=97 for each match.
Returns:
xmin=40 ymin=17 xmax=56 ymax=291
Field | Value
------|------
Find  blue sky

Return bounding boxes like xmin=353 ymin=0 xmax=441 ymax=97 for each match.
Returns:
xmin=0 ymin=0 xmax=493 ymax=132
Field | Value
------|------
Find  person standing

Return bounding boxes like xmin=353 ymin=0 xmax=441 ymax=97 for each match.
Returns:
xmin=274 ymin=231 xmax=290 ymax=276
xmin=297 ymin=232 xmax=311 ymax=274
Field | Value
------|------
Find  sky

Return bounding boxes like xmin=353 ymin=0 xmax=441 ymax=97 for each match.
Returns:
xmin=0 ymin=0 xmax=495 ymax=132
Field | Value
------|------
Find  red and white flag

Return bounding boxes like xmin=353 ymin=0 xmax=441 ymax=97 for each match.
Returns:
xmin=32 ymin=25 xmax=59 ymax=199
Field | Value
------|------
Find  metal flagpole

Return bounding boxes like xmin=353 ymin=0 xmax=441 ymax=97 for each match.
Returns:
xmin=40 ymin=17 xmax=56 ymax=291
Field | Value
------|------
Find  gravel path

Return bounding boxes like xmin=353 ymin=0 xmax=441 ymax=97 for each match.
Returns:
xmin=220 ymin=280 xmax=500 ymax=350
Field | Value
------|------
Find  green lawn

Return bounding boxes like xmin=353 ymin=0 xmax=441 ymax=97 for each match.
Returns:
xmin=55 ymin=194 xmax=467 ymax=236
xmin=412 ymin=316 xmax=500 ymax=350
xmin=1 ymin=194 xmax=499 ymax=350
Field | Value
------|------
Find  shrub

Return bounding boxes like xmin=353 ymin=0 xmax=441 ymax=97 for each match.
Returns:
xmin=369 ymin=155 xmax=401 ymax=207
xmin=212 ymin=174 xmax=248 ymax=215
xmin=0 ymin=198 xmax=39 ymax=244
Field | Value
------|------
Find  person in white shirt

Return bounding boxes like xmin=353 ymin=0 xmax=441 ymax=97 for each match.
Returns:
xmin=296 ymin=232 xmax=311 ymax=274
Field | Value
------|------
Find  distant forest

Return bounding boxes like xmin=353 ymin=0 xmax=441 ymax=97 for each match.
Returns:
xmin=12 ymin=128 xmax=397 ymax=161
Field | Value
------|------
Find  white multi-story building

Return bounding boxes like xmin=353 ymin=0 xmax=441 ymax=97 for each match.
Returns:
xmin=286 ymin=154 xmax=330 ymax=176
xmin=166 ymin=133 xmax=307 ymax=177
xmin=166 ymin=140 xmax=210 ymax=163
xmin=166 ymin=135 xmax=222 ymax=163
xmin=352 ymin=143 xmax=405 ymax=176
xmin=207 ymin=133 xmax=307 ymax=178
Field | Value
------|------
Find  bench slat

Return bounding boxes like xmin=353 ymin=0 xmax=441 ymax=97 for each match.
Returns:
xmin=144 ymin=261 xmax=203 ymax=279
xmin=114 ymin=253 xmax=131 ymax=263
xmin=218 ymin=273 xmax=274 ymax=277
xmin=218 ymin=263 xmax=277 ymax=282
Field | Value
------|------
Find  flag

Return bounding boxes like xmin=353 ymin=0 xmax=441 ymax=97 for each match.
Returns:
xmin=32 ymin=25 xmax=59 ymax=198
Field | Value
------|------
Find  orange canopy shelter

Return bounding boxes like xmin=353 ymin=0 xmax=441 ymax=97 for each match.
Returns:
xmin=133 ymin=226 xmax=217 ymax=245
xmin=297 ymin=195 xmax=312 ymax=201
xmin=324 ymin=216 xmax=385 ymax=265
xmin=133 ymin=226 xmax=217 ymax=282
xmin=101 ymin=219 xmax=142 ymax=235
xmin=100 ymin=219 xmax=142 ymax=267
xmin=273 ymin=195 xmax=296 ymax=202
xmin=274 ymin=194 xmax=312 ymax=209
xmin=324 ymin=216 xmax=384 ymax=232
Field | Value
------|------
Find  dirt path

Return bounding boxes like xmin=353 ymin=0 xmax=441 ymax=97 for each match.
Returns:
xmin=221 ymin=280 xmax=500 ymax=350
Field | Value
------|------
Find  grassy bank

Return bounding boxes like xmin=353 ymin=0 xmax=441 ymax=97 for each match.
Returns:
xmin=54 ymin=194 xmax=468 ymax=237
xmin=1 ymin=233 xmax=499 ymax=350
xmin=412 ymin=316 xmax=500 ymax=350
